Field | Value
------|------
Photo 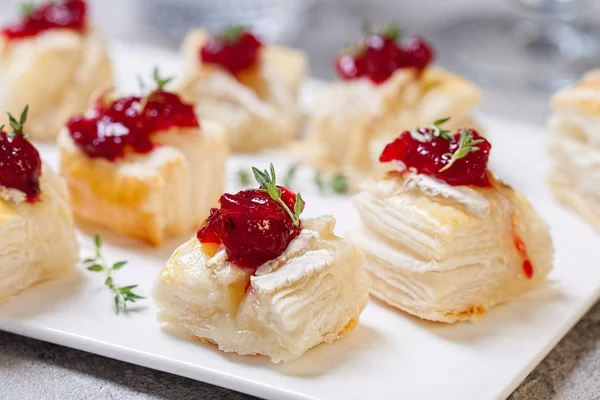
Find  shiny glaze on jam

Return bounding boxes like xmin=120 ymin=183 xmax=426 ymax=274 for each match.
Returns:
xmin=67 ymin=91 xmax=199 ymax=161
xmin=197 ymin=187 xmax=302 ymax=271
xmin=380 ymin=127 xmax=491 ymax=187
xmin=200 ymin=27 xmax=263 ymax=75
xmin=2 ymin=0 xmax=87 ymax=40
xmin=0 ymin=131 xmax=42 ymax=202
xmin=335 ymin=28 xmax=434 ymax=84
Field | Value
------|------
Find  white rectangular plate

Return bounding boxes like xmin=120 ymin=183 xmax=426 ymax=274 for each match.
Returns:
xmin=1 ymin=42 xmax=599 ymax=400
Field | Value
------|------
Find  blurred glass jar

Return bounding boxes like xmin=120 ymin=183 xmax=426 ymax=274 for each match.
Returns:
xmin=138 ymin=0 xmax=314 ymax=45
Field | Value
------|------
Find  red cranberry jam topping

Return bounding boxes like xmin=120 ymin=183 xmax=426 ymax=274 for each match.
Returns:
xmin=2 ymin=0 xmax=87 ymax=40
xmin=0 ymin=106 xmax=42 ymax=202
xmin=380 ymin=118 xmax=491 ymax=187
xmin=200 ymin=26 xmax=263 ymax=76
xmin=335 ymin=23 xmax=434 ymax=84
xmin=197 ymin=165 xmax=305 ymax=272
xmin=67 ymin=69 xmax=199 ymax=161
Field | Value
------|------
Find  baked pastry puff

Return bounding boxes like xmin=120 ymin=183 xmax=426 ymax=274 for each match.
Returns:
xmin=301 ymin=25 xmax=480 ymax=178
xmin=153 ymin=165 xmax=369 ymax=363
xmin=174 ymin=27 xmax=306 ymax=152
xmin=0 ymin=0 xmax=112 ymax=141
xmin=548 ymin=70 xmax=600 ymax=231
xmin=351 ymin=120 xmax=553 ymax=323
xmin=0 ymin=107 xmax=78 ymax=303
xmin=58 ymin=72 xmax=228 ymax=246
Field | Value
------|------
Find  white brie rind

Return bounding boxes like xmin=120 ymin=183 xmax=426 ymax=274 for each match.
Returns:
xmin=300 ymin=66 xmax=481 ymax=178
xmin=548 ymin=69 xmax=600 ymax=231
xmin=0 ymin=29 xmax=113 ymax=141
xmin=174 ymin=29 xmax=307 ymax=153
xmin=351 ymin=172 xmax=553 ymax=323
xmin=57 ymin=120 xmax=229 ymax=246
xmin=152 ymin=216 xmax=369 ymax=363
xmin=0 ymin=164 xmax=79 ymax=303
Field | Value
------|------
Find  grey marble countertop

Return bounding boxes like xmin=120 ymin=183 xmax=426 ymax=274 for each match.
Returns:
xmin=1 ymin=0 xmax=600 ymax=399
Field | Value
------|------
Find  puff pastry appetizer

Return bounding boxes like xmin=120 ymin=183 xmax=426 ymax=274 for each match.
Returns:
xmin=302 ymin=24 xmax=481 ymax=177
xmin=0 ymin=107 xmax=78 ymax=303
xmin=153 ymin=165 xmax=369 ymax=363
xmin=0 ymin=0 xmax=113 ymax=141
xmin=175 ymin=27 xmax=306 ymax=152
xmin=58 ymin=70 xmax=228 ymax=246
xmin=351 ymin=119 xmax=553 ymax=323
xmin=548 ymin=70 xmax=600 ymax=231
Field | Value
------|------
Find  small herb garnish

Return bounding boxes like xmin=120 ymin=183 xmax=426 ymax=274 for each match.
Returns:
xmin=237 ymin=169 xmax=251 ymax=187
xmin=252 ymin=163 xmax=305 ymax=225
xmin=152 ymin=66 xmax=173 ymax=91
xmin=433 ymin=117 xmax=452 ymax=140
xmin=21 ymin=1 xmax=35 ymax=18
xmin=283 ymin=164 xmax=299 ymax=189
xmin=220 ymin=25 xmax=246 ymax=44
xmin=331 ymin=173 xmax=350 ymax=194
xmin=409 ymin=116 xmax=452 ymax=143
xmin=6 ymin=105 xmax=29 ymax=139
xmin=84 ymin=234 xmax=145 ymax=314
xmin=439 ymin=128 xmax=484 ymax=172
xmin=380 ymin=23 xmax=401 ymax=40
xmin=314 ymin=171 xmax=325 ymax=191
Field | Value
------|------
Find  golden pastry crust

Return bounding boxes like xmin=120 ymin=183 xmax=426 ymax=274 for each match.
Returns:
xmin=0 ymin=29 xmax=112 ymax=141
xmin=152 ymin=216 xmax=370 ymax=363
xmin=174 ymin=29 xmax=307 ymax=152
xmin=58 ymin=121 xmax=228 ymax=246
xmin=300 ymin=66 xmax=481 ymax=177
xmin=352 ymin=173 xmax=553 ymax=323
xmin=0 ymin=165 xmax=79 ymax=304
xmin=547 ymin=69 xmax=600 ymax=231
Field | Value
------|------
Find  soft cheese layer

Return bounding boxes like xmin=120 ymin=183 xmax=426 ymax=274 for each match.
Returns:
xmin=153 ymin=216 xmax=369 ymax=363
xmin=0 ymin=164 xmax=78 ymax=303
xmin=175 ymin=29 xmax=306 ymax=152
xmin=0 ymin=29 xmax=112 ymax=140
xmin=351 ymin=174 xmax=553 ymax=323
xmin=58 ymin=120 xmax=228 ymax=246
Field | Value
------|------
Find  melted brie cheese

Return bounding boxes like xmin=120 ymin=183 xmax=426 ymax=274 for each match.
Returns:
xmin=152 ymin=216 xmax=369 ymax=363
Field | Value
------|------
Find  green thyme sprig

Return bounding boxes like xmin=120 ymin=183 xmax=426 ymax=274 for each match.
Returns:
xmin=21 ymin=1 xmax=35 ymax=18
xmin=5 ymin=105 xmax=29 ymax=139
xmin=283 ymin=164 xmax=299 ymax=189
xmin=84 ymin=234 xmax=144 ymax=314
xmin=314 ymin=171 xmax=350 ymax=195
xmin=152 ymin=66 xmax=173 ymax=91
xmin=237 ymin=169 xmax=251 ymax=187
xmin=252 ymin=163 xmax=305 ymax=225
xmin=409 ymin=116 xmax=452 ymax=143
xmin=439 ymin=128 xmax=484 ymax=172
xmin=220 ymin=25 xmax=246 ymax=44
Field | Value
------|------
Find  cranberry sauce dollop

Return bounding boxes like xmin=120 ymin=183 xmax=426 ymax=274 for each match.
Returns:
xmin=200 ymin=27 xmax=263 ymax=76
xmin=0 ymin=131 xmax=42 ymax=202
xmin=67 ymin=91 xmax=199 ymax=161
xmin=380 ymin=126 xmax=491 ymax=187
xmin=335 ymin=26 xmax=434 ymax=84
xmin=197 ymin=187 xmax=303 ymax=271
xmin=2 ymin=0 xmax=87 ymax=40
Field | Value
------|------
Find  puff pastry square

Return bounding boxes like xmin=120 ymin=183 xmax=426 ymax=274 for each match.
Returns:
xmin=548 ymin=70 xmax=600 ymax=231
xmin=174 ymin=29 xmax=307 ymax=152
xmin=0 ymin=29 xmax=112 ymax=141
xmin=0 ymin=165 xmax=79 ymax=303
xmin=58 ymin=120 xmax=228 ymax=246
xmin=351 ymin=173 xmax=553 ymax=323
xmin=153 ymin=216 xmax=369 ymax=363
xmin=301 ymin=67 xmax=481 ymax=177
